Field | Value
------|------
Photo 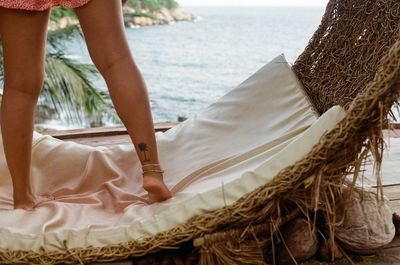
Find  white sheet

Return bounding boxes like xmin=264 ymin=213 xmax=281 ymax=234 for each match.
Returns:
xmin=0 ymin=54 xmax=346 ymax=251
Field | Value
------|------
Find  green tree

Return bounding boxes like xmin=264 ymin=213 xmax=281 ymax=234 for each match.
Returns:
xmin=126 ymin=0 xmax=179 ymax=14
xmin=49 ymin=7 xmax=75 ymax=22
xmin=127 ymin=0 xmax=142 ymax=10
xmin=141 ymin=0 xmax=161 ymax=12
xmin=126 ymin=0 xmax=179 ymax=13
xmin=161 ymin=0 xmax=178 ymax=9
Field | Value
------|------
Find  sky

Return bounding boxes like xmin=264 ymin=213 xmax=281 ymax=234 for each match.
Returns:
xmin=178 ymin=0 xmax=328 ymax=6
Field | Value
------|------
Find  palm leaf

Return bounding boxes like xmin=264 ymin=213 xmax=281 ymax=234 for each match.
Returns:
xmin=50 ymin=7 xmax=76 ymax=22
xmin=47 ymin=24 xmax=83 ymax=52
xmin=42 ymin=51 xmax=120 ymax=126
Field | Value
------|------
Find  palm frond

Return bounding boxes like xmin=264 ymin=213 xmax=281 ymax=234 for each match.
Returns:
xmin=42 ymin=52 xmax=120 ymax=126
xmin=50 ymin=7 xmax=76 ymax=22
xmin=47 ymin=24 xmax=83 ymax=51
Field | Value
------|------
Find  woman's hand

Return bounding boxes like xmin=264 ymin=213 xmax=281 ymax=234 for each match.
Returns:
xmin=13 ymin=193 xmax=54 ymax=210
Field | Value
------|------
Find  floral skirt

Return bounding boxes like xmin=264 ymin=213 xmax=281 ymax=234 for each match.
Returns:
xmin=0 ymin=0 xmax=93 ymax=11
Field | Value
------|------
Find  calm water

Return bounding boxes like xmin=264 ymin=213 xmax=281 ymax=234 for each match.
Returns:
xmin=41 ymin=7 xmax=327 ymax=129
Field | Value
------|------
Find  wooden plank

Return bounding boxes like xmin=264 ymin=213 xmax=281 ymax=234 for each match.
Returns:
xmin=389 ymin=200 xmax=400 ymax=214
xmin=46 ymin=124 xmax=399 ymax=141
xmin=364 ymin=134 xmax=400 ymax=188
xmin=64 ymin=135 xmax=132 ymax=147
xmin=46 ymin=121 xmax=179 ymax=140
xmin=381 ymin=185 xmax=400 ymax=200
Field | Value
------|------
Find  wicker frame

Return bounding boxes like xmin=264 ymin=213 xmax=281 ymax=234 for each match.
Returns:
xmin=1 ymin=0 xmax=400 ymax=264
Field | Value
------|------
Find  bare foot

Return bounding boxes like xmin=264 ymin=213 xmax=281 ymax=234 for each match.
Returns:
xmin=143 ymin=172 xmax=172 ymax=203
xmin=14 ymin=193 xmax=54 ymax=210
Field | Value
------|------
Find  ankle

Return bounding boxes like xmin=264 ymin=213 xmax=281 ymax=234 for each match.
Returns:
xmin=14 ymin=191 xmax=34 ymax=201
xmin=13 ymin=186 xmax=34 ymax=197
xmin=141 ymin=163 xmax=164 ymax=176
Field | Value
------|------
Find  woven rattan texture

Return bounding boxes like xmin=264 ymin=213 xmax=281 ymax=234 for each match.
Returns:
xmin=293 ymin=0 xmax=400 ymax=115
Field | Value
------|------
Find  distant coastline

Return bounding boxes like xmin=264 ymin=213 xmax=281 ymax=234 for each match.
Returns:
xmin=123 ymin=6 xmax=197 ymax=28
xmin=48 ymin=5 xmax=197 ymax=31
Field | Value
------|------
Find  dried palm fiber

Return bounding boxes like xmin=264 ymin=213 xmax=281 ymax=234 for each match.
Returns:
xmin=193 ymin=209 xmax=300 ymax=265
xmin=1 ymin=0 xmax=400 ymax=264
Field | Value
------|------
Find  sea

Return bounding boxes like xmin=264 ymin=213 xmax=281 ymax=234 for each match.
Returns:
xmin=39 ymin=6 xmax=329 ymax=129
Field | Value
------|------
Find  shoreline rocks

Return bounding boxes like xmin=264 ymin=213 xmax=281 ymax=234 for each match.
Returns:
xmin=48 ymin=6 xmax=196 ymax=31
xmin=48 ymin=16 xmax=79 ymax=31
xmin=124 ymin=7 xmax=197 ymax=28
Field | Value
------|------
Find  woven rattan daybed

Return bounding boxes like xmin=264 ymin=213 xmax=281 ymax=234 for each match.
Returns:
xmin=1 ymin=0 xmax=400 ymax=264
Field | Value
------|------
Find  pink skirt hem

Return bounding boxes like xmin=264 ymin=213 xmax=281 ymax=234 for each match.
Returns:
xmin=0 ymin=0 xmax=92 ymax=11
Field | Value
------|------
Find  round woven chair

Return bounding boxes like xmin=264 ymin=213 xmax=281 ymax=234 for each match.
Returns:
xmin=2 ymin=0 xmax=400 ymax=264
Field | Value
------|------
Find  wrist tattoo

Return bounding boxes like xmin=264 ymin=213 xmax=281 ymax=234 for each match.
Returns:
xmin=138 ymin=142 xmax=150 ymax=162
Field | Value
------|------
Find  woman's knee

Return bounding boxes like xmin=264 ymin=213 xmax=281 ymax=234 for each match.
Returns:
xmin=73 ymin=0 xmax=133 ymax=77
xmin=3 ymin=74 xmax=45 ymax=100
xmin=92 ymin=51 xmax=134 ymax=77
xmin=0 ymin=8 xmax=49 ymax=100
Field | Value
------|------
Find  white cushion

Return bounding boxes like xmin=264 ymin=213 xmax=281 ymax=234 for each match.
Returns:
xmin=0 ymin=54 xmax=345 ymax=251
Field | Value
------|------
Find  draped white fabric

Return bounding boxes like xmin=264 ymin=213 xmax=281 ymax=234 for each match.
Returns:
xmin=0 ymin=54 xmax=347 ymax=251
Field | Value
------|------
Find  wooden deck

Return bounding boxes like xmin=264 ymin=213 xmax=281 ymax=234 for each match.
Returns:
xmin=381 ymin=130 xmax=400 ymax=214
xmin=47 ymin=124 xmax=400 ymax=265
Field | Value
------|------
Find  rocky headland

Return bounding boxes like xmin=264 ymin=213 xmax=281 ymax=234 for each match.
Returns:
xmin=123 ymin=6 xmax=197 ymax=28
xmin=48 ymin=5 xmax=196 ymax=31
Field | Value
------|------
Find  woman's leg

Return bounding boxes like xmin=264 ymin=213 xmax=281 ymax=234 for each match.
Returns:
xmin=0 ymin=7 xmax=51 ymax=210
xmin=73 ymin=0 xmax=171 ymax=202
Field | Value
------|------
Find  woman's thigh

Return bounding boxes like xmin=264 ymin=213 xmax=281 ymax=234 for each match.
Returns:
xmin=0 ymin=7 xmax=50 ymax=96
xmin=73 ymin=0 xmax=133 ymax=76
